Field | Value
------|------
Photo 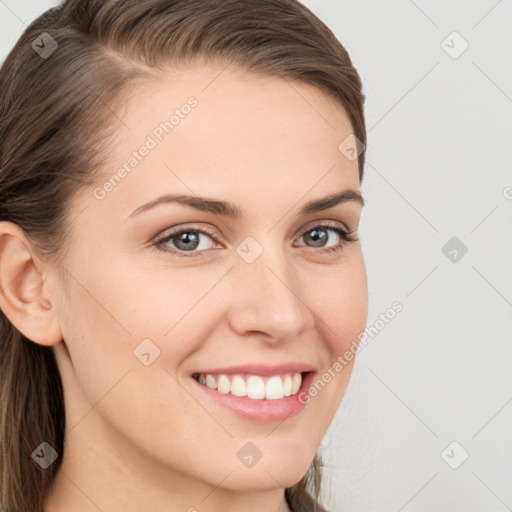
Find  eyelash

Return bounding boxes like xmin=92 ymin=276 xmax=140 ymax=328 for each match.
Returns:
xmin=153 ymin=221 xmax=358 ymax=258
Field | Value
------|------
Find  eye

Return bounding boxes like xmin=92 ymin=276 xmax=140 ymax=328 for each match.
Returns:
xmin=295 ymin=221 xmax=358 ymax=254
xmin=154 ymin=226 xmax=217 ymax=256
xmin=153 ymin=221 xmax=358 ymax=258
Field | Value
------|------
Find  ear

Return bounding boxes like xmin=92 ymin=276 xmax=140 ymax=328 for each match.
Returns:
xmin=0 ymin=221 xmax=62 ymax=346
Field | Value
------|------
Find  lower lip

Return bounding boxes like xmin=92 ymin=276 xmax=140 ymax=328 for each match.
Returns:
xmin=191 ymin=372 xmax=315 ymax=423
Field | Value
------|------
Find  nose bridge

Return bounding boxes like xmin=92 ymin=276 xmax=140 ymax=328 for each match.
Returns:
xmin=228 ymin=241 xmax=311 ymax=339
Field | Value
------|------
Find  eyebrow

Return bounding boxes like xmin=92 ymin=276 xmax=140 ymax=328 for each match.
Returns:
xmin=128 ymin=188 xmax=364 ymax=219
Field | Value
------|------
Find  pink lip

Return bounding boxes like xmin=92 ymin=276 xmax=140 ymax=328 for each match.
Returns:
xmin=190 ymin=370 xmax=316 ymax=423
xmin=191 ymin=362 xmax=316 ymax=376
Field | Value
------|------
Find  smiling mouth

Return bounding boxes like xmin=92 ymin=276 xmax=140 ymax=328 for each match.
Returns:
xmin=191 ymin=371 xmax=307 ymax=400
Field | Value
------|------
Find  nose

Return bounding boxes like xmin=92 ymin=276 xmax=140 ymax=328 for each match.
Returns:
xmin=227 ymin=247 xmax=313 ymax=342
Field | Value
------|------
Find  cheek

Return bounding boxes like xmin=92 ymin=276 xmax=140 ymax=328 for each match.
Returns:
xmin=58 ymin=261 xmax=230 ymax=421
xmin=119 ymin=259 xmax=226 ymax=324
xmin=299 ymin=255 xmax=367 ymax=426
xmin=310 ymin=255 xmax=368 ymax=352
xmin=56 ymin=263 xmax=209 ymax=463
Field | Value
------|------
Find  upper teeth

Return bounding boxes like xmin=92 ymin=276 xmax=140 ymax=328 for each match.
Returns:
xmin=195 ymin=372 xmax=302 ymax=400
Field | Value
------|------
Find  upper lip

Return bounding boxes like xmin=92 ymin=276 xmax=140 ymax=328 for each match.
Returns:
xmin=192 ymin=362 xmax=316 ymax=376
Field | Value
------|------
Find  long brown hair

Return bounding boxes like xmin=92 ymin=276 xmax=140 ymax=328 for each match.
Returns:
xmin=0 ymin=1 xmax=366 ymax=510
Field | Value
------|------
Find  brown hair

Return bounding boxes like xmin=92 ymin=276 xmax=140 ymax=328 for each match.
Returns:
xmin=0 ymin=1 xmax=366 ymax=511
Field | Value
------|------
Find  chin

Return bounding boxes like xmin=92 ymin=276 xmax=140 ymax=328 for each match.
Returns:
xmin=217 ymin=447 xmax=316 ymax=492
xmin=222 ymin=469 xmax=309 ymax=493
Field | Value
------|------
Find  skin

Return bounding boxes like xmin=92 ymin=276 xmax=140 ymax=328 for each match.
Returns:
xmin=0 ymin=62 xmax=368 ymax=512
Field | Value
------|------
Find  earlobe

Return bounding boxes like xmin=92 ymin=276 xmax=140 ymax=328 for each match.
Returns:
xmin=0 ymin=221 xmax=62 ymax=346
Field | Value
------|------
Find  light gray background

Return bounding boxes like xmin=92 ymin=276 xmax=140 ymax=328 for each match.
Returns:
xmin=1 ymin=1 xmax=511 ymax=511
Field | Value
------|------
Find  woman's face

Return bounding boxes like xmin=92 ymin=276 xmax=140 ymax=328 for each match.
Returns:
xmin=49 ymin=62 xmax=367 ymax=503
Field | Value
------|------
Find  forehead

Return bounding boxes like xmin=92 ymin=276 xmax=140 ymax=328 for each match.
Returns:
xmin=81 ymin=63 xmax=360 ymax=221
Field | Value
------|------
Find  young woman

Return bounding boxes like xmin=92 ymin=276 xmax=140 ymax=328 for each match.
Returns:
xmin=0 ymin=1 xmax=368 ymax=511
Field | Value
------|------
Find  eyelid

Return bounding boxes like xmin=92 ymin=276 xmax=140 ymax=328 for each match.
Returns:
xmin=153 ymin=223 xmax=219 ymax=242
xmin=153 ymin=219 xmax=350 ymax=243
xmin=297 ymin=219 xmax=349 ymax=236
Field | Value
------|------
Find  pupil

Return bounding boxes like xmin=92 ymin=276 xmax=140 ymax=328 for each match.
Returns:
xmin=306 ymin=228 xmax=327 ymax=247
xmin=176 ymin=232 xmax=199 ymax=251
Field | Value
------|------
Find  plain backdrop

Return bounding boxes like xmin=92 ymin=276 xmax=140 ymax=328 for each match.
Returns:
xmin=1 ymin=1 xmax=511 ymax=511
